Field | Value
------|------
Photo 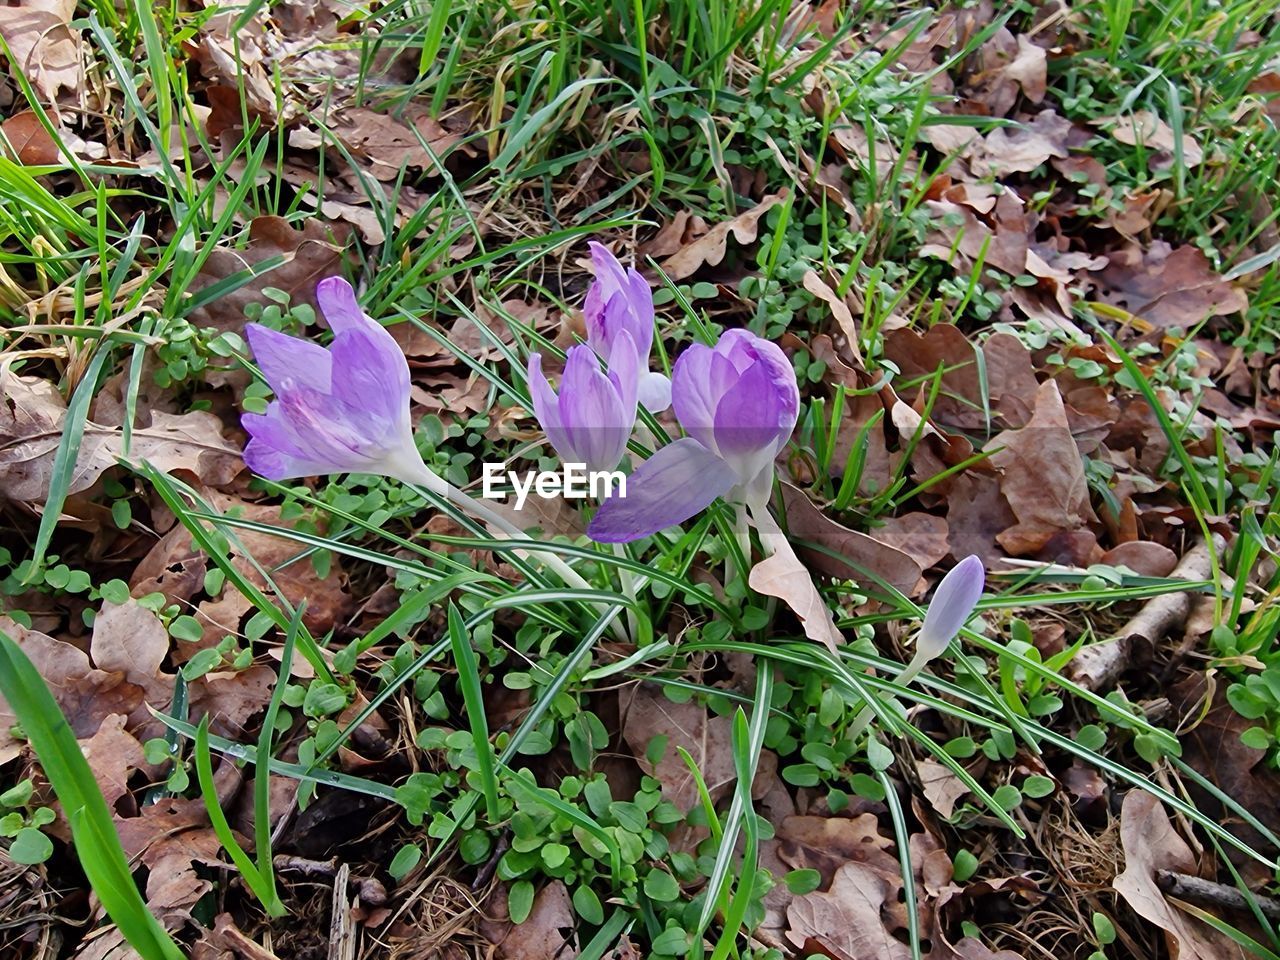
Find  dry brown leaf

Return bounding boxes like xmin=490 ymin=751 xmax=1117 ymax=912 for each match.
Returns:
xmin=0 ymin=0 xmax=82 ymax=103
xmin=1113 ymin=790 xmax=1246 ymax=960
xmin=945 ymin=472 xmax=1016 ymax=567
xmin=1 ymin=110 xmax=61 ymax=164
xmin=987 ymin=380 xmax=1097 ymax=557
xmin=920 ymin=188 xmax=1030 ymax=278
xmin=186 ymin=215 xmax=348 ymax=332
xmin=748 ymin=534 xmax=842 ymax=653
xmin=290 ymin=106 xmax=462 ymax=181
xmin=90 ymin=599 xmax=175 ymax=735
xmin=803 ymin=270 xmax=863 ymax=363
xmin=916 ymin=759 xmax=969 ymax=819
xmin=974 ymin=110 xmax=1070 ymax=177
xmin=776 ymin=814 xmax=900 ymax=889
xmin=1092 ymin=241 xmax=1248 ymax=330
xmin=0 ymin=369 xmax=243 ymax=502
xmin=786 ymin=861 xmax=910 ymax=960
xmin=621 ymin=684 xmax=735 ymax=814
xmin=78 ymin=714 xmax=145 ymax=816
xmin=0 ymin=617 xmax=144 ymax=764
xmin=780 ymin=482 xmax=923 ymax=597
xmin=660 ymin=191 xmax=787 ymax=280
xmin=969 ymin=29 xmax=1047 ymax=116
xmin=1102 ymin=110 xmax=1204 ymax=169
xmin=491 ymin=881 xmax=577 ymax=960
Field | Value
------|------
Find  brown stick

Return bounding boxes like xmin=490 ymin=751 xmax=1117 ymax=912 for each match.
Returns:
xmin=1156 ymin=869 xmax=1280 ymax=923
xmin=1066 ymin=535 xmax=1224 ymax=691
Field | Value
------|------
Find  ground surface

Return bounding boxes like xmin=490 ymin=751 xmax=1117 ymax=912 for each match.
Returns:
xmin=1 ymin=0 xmax=1280 ymax=958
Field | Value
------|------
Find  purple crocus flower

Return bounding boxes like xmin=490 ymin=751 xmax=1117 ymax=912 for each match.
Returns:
xmin=917 ymin=555 xmax=985 ymax=658
xmin=527 ymin=336 xmax=639 ymax=474
xmin=588 ymin=329 xmax=799 ymax=543
xmin=583 ymin=242 xmax=671 ymax=412
xmin=241 ymin=277 xmax=437 ymax=488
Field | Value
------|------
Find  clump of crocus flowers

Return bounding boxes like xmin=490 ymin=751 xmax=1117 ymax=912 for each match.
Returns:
xmin=239 ymin=245 xmax=985 ymax=688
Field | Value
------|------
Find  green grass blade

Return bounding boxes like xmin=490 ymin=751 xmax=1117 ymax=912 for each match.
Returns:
xmin=0 ymin=631 xmax=185 ymax=960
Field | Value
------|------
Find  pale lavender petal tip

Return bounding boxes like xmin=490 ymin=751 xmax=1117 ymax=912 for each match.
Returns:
xmin=918 ymin=555 xmax=985 ymax=657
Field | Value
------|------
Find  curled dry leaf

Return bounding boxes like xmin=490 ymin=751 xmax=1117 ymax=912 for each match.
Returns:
xmin=0 ymin=368 xmax=243 ymax=503
xmin=0 ymin=0 xmax=83 ymax=103
xmin=1091 ymin=241 xmax=1248 ymax=330
xmin=986 ymin=380 xmax=1098 ymax=558
xmin=289 ymin=106 xmax=463 ymax=182
xmin=749 ymin=537 xmax=843 ymax=653
xmin=776 ymin=813 xmax=900 ymax=889
xmin=1113 ymin=790 xmax=1246 ymax=960
xmin=916 ymin=759 xmax=969 ymax=820
xmin=779 ymin=482 xmax=923 ymax=597
xmin=659 ymin=190 xmax=787 ymax=280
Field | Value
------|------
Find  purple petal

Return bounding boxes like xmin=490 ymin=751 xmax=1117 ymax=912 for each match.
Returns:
xmin=528 ymin=353 xmax=574 ymax=459
xmin=587 ymin=438 xmax=737 ymax=543
xmin=588 ymin=242 xmax=630 ymax=301
xmin=637 ymin=371 xmax=672 ymax=413
xmin=242 ymin=436 xmax=339 ymax=481
xmin=711 ymin=358 xmax=793 ymax=481
xmin=671 ymin=343 xmax=719 ymax=450
xmin=316 ymin=277 xmax=371 ymax=335
xmin=328 ymin=327 xmax=411 ymax=437
xmin=245 ymin=324 xmax=332 ymax=394
xmin=606 ymin=330 xmax=640 ymax=417
xmin=558 ymin=345 xmax=629 ymax=472
xmin=918 ymin=555 xmax=985 ymax=657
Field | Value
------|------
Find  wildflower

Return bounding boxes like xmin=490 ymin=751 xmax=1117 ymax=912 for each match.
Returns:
xmin=587 ymin=329 xmax=799 ymax=542
xmin=916 ymin=554 xmax=986 ymax=659
xmin=527 ymin=337 xmax=638 ymax=474
xmin=583 ymin=242 xmax=671 ymax=412
xmin=241 ymin=277 xmax=439 ymax=490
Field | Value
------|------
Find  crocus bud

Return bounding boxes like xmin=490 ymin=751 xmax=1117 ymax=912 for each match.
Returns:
xmin=241 ymin=277 xmax=439 ymax=489
xmin=588 ymin=329 xmax=799 ymax=543
xmin=917 ymin=555 xmax=985 ymax=659
xmin=527 ymin=337 xmax=639 ymax=474
xmin=583 ymin=242 xmax=671 ymax=412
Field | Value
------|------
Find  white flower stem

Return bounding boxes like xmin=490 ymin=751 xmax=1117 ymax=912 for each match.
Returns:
xmin=612 ymin=542 xmax=640 ymax=639
xmin=846 ymin=644 xmax=931 ymax=742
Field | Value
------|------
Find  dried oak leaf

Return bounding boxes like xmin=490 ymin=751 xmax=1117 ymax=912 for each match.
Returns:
xmin=967 ymin=28 xmax=1047 ymax=117
xmin=786 ymin=861 xmax=910 ymax=960
xmin=1091 ymin=241 xmax=1247 ymax=330
xmin=114 ymin=798 xmax=227 ymax=926
xmin=776 ymin=814 xmax=900 ymax=890
xmin=621 ymin=683 xmax=735 ymax=814
xmin=779 ymin=482 xmax=923 ymax=597
xmin=972 ymin=110 xmax=1070 ymax=177
xmin=0 ymin=369 xmax=243 ymax=502
xmin=660 ymin=191 xmax=787 ymax=280
xmin=749 ymin=527 xmax=842 ymax=652
xmin=77 ymin=714 xmax=146 ymax=819
xmin=920 ymin=187 xmax=1030 ymax=277
xmin=1113 ymin=790 xmax=1246 ymax=960
xmin=0 ymin=618 xmax=143 ymax=764
xmin=0 ymin=0 xmax=82 ymax=103
xmin=186 ymin=215 xmax=348 ymax=332
xmin=484 ymin=880 xmax=577 ymax=960
xmin=916 ymin=759 xmax=969 ymax=819
xmin=290 ymin=106 xmax=463 ymax=182
xmin=986 ymin=380 xmax=1097 ymax=557
xmin=90 ymin=599 xmax=175 ymax=736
